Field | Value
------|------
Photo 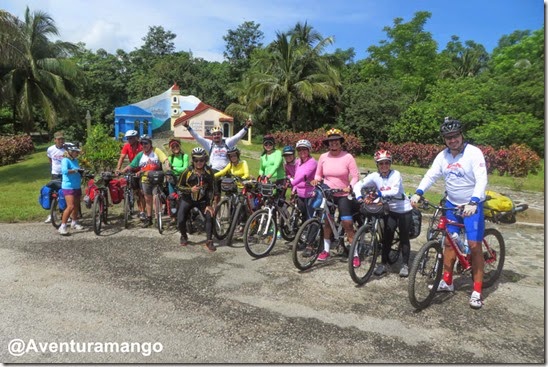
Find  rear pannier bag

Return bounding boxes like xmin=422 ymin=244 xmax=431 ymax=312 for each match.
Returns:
xmin=108 ymin=179 xmax=123 ymax=204
xmin=38 ymin=180 xmax=61 ymax=210
xmin=408 ymin=208 xmax=422 ymax=239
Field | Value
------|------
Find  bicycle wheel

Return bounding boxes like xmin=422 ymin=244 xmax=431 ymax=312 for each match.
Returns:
xmin=348 ymin=221 xmax=378 ymax=285
xmin=92 ymin=195 xmax=104 ymax=235
xmin=408 ymin=240 xmax=443 ymax=310
xmin=213 ymin=198 xmax=232 ymax=240
xmin=50 ymin=196 xmax=61 ymax=229
xmin=224 ymin=203 xmax=243 ymax=247
xmin=482 ymin=228 xmax=505 ymax=288
xmin=154 ymin=192 xmax=163 ymax=234
xmin=292 ymin=218 xmax=323 ymax=271
xmin=280 ymin=201 xmax=301 ymax=242
xmin=243 ymin=209 xmax=277 ymax=258
xmin=123 ymin=190 xmax=131 ymax=229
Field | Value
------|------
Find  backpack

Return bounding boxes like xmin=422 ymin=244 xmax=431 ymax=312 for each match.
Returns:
xmin=108 ymin=179 xmax=123 ymax=204
xmin=408 ymin=207 xmax=422 ymax=239
xmin=484 ymin=190 xmax=516 ymax=223
xmin=484 ymin=190 xmax=514 ymax=214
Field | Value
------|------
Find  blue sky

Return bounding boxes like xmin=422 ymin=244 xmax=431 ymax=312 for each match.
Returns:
xmin=2 ymin=0 xmax=544 ymax=62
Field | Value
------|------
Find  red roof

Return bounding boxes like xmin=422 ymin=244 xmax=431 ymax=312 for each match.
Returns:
xmin=171 ymin=82 xmax=180 ymax=91
xmin=174 ymin=102 xmax=234 ymax=126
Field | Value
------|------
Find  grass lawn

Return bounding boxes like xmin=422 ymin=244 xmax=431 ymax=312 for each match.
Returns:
xmin=1 ymin=142 xmax=543 ymax=223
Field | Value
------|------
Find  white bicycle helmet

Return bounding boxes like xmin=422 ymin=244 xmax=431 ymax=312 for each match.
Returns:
xmin=296 ymin=139 xmax=312 ymax=150
xmin=191 ymin=147 xmax=207 ymax=158
xmin=125 ymin=129 xmax=139 ymax=138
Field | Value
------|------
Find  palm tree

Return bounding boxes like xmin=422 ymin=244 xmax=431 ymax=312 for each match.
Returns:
xmin=245 ymin=24 xmax=341 ymax=131
xmin=0 ymin=7 xmax=81 ymax=133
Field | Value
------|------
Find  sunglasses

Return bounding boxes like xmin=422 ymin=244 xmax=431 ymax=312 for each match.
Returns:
xmin=444 ymin=134 xmax=461 ymax=140
xmin=193 ymin=158 xmax=206 ymax=163
xmin=141 ymin=142 xmax=151 ymax=146
xmin=263 ymin=142 xmax=274 ymax=146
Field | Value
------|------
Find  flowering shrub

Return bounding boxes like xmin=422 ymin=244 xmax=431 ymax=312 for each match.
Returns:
xmin=272 ymin=128 xmax=363 ymax=155
xmin=0 ymin=135 xmax=35 ymax=166
xmin=377 ymin=141 xmax=541 ymax=177
xmin=499 ymin=144 xmax=541 ymax=177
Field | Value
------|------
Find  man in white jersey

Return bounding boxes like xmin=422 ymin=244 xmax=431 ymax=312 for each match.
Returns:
xmin=182 ymin=118 xmax=252 ymax=203
xmin=410 ymin=118 xmax=488 ymax=309
xmin=44 ymin=131 xmax=66 ymax=223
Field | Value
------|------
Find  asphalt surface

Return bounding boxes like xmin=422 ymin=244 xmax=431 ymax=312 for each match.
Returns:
xmin=0 ymin=211 xmax=544 ymax=363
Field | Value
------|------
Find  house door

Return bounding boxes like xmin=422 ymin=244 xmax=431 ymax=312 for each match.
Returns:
xmin=223 ymin=123 xmax=230 ymax=138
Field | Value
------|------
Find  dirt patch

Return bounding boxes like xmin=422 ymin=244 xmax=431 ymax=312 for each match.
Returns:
xmin=516 ymin=208 xmax=544 ymax=225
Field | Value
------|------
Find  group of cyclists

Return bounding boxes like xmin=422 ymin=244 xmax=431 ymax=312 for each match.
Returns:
xmin=49 ymin=116 xmax=488 ymax=310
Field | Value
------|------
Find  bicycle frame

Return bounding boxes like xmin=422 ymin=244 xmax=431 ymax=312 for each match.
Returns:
xmin=428 ymin=203 xmax=499 ymax=274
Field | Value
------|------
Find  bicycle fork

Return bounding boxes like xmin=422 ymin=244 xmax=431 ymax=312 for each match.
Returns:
xmin=258 ymin=207 xmax=275 ymax=236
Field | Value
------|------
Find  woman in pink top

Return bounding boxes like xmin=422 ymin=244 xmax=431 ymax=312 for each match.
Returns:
xmin=311 ymin=128 xmax=360 ymax=261
xmin=289 ymin=139 xmax=318 ymax=221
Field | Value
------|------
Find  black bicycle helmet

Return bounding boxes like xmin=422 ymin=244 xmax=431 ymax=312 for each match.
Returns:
xmin=64 ymin=142 xmax=81 ymax=152
xmin=282 ymin=145 xmax=295 ymax=156
xmin=227 ymin=146 xmax=240 ymax=158
xmin=440 ymin=117 xmax=463 ymax=137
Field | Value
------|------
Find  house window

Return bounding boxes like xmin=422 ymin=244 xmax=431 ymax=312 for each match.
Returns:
xmin=204 ymin=120 xmax=214 ymax=137
xmin=172 ymin=96 xmax=179 ymax=104
xmin=223 ymin=123 xmax=230 ymax=138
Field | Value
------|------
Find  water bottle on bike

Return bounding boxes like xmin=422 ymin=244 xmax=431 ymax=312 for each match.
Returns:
xmin=451 ymin=231 xmax=469 ymax=255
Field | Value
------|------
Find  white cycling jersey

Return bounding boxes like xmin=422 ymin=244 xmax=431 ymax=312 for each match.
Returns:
xmin=417 ymin=143 xmax=487 ymax=205
xmin=187 ymin=127 xmax=248 ymax=171
xmin=353 ymin=170 xmax=412 ymax=214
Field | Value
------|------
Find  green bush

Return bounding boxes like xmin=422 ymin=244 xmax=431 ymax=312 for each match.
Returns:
xmin=0 ymin=135 xmax=35 ymax=166
xmin=80 ymin=124 xmax=122 ymax=172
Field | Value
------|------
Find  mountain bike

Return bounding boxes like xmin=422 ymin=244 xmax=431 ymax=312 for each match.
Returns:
xmin=347 ymin=195 xmax=401 ymax=285
xmin=145 ymin=170 xmax=171 ymax=234
xmin=91 ymin=171 xmax=117 ymax=235
xmin=243 ymin=178 xmax=301 ymax=258
xmin=291 ymin=183 xmax=363 ymax=271
xmin=213 ymin=176 xmax=262 ymax=246
xmin=122 ymin=172 xmax=136 ymax=229
xmin=408 ymin=199 xmax=505 ymax=310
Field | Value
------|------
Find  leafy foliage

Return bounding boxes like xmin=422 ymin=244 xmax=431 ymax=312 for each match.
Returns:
xmin=80 ymin=124 xmax=122 ymax=172
xmin=272 ymin=128 xmax=363 ymax=155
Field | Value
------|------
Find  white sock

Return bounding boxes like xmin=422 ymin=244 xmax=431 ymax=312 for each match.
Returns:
xmin=323 ymin=239 xmax=331 ymax=252
xmin=60 ymin=223 xmax=67 ymax=229
xmin=71 ymin=220 xmax=78 ymax=227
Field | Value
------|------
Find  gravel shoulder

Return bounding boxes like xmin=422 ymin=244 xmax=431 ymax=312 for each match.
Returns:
xmin=0 ymin=213 xmax=544 ymax=363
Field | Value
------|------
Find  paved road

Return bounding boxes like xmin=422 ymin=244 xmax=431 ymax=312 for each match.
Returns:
xmin=0 ymin=214 xmax=544 ymax=364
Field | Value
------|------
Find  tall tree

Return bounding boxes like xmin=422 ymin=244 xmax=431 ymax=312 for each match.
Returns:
xmin=243 ymin=24 xmax=341 ymax=132
xmin=440 ymin=37 xmax=489 ymax=78
xmin=140 ymin=26 xmax=176 ymax=56
xmin=362 ymin=11 xmax=440 ymax=101
xmin=223 ymin=21 xmax=264 ymax=81
xmin=0 ymin=7 xmax=81 ymax=133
